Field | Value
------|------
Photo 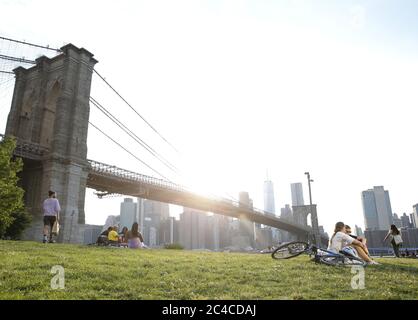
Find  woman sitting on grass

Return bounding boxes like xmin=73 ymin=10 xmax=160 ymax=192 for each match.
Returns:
xmin=119 ymin=226 xmax=129 ymax=246
xmin=328 ymin=221 xmax=379 ymax=265
xmin=127 ymin=222 xmax=145 ymax=249
xmin=107 ymin=226 xmax=120 ymax=246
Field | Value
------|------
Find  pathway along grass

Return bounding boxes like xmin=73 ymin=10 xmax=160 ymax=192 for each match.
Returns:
xmin=1 ymin=240 xmax=417 ymax=299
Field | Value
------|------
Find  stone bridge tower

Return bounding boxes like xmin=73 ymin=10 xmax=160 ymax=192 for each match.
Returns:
xmin=5 ymin=44 xmax=97 ymax=243
xmin=292 ymin=204 xmax=321 ymax=243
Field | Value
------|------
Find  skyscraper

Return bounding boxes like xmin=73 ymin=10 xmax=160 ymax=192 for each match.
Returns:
xmin=361 ymin=186 xmax=393 ymax=230
xmin=160 ymin=217 xmax=179 ymax=245
xmin=392 ymin=213 xmax=402 ymax=228
xmin=120 ymin=198 xmax=137 ymax=230
xmin=355 ymin=225 xmax=364 ymax=237
xmin=411 ymin=205 xmax=418 ymax=228
xmin=280 ymin=204 xmax=293 ymax=220
xmin=263 ymin=179 xmax=276 ymax=214
xmin=280 ymin=205 xmax=294 ymax=242
xmin=179 ymin=208 xmax=207 ymax=250
xmin=142 ymin=200 xmax=170 ymax=246
xmin=237 ymin=191 xmax=255 ymax=248
xmin=206 ymin=214 xmax=220 ymax=250
xmin=400 ymin=213 xmax=412 ymax=228
xmin=137 ymin=197 xmax=145 ymax=234
xmin=410 ymin=213 xmax=416 ymax=228
xmin=290 ymin=183 xmax=305 ymax=206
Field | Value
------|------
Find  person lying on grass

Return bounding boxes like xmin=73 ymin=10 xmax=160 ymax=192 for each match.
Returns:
xmin=328 ymin=221 xmax=379 ymax=265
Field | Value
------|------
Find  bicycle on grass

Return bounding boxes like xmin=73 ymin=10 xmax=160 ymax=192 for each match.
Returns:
xmin=271 ymin=241 xmax=367 ymax=267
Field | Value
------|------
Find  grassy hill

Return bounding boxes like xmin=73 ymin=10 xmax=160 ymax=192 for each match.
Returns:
xmin=1 ymin=240 xmax=417 ymax=300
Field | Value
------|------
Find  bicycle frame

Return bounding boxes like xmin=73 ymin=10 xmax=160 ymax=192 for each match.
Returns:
xmin=300 ymin=243 xmax=353 ymax=262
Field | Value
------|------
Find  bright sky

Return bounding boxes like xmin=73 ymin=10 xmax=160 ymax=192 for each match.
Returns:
xmin=1 ymin=0 xmax=418 ymax=235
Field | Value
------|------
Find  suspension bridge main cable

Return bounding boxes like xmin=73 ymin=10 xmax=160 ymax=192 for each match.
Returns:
xmin=0 ymin=36 xmax=62 ymax=53
xmin=89 ymin=96 xmax=179 ymax=174
xmin=88 ymin=121 xmax=171 ymax=181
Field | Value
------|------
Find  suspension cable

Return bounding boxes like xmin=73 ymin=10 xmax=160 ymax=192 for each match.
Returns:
xmin=88 ymin=121 xmax=171 ymax=181
xmin=89 ymin=97 xmax=179 ymax=174
xmin=93 ymin=69 xmax=179 ymax=153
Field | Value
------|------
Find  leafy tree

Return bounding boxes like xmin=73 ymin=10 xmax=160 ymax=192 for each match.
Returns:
xmin=0 ymin=137 xmax=26 ymax=238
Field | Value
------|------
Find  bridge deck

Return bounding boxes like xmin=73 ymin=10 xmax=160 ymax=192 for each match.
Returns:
xmin=87 ymin=160 xmax=315 ymax=236
xmin=1 ymin=134 xmax=327 ymax=240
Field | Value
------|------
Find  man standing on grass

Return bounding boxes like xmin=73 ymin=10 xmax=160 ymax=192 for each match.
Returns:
xmin=43 ymin=190 xmax=60 ymax=243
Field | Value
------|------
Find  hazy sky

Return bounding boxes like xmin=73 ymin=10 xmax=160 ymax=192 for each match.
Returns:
xmin=1 ymin=0 xmax=417 ymax=234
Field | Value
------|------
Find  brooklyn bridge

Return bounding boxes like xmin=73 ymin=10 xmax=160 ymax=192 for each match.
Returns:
xmin=0 ymin=36 xmax=327 ymax=246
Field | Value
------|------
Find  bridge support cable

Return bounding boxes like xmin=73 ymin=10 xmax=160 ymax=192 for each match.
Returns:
xmin=0 ymin=54 xmax=36 ymax=65
xmin=90 ymin=97 xmax=249 ymax=208
xmin=92 ymin=69 xmax=179 ymax=154
xmin=88 ymin=121 xmax=172 ymax=182
xmin=89 ymin=97 xmax=179 ymax=175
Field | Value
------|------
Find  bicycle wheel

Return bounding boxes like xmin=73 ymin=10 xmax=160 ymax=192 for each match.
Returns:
xmin=271 ymin=241 xmax=309 ymax=259
xmin=319 ymin=255 xmax=367 ymax=267
xmin=318 ymin=255 xmax=344 ymax=266
xmin=342 ymin=255 xmax=367 ymax=267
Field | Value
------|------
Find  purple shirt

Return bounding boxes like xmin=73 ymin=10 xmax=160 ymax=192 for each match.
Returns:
xmin=43 ymin=198 xmax=61 ymax=216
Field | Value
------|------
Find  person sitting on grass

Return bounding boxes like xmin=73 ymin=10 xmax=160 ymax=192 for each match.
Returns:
xmin=108 ymin=226 xmax=119 ymax=246
xmin=345 ymin=225 xmax=370 ymax=256
xmin=328 ymin=221 xmax=379 ymax=265
xmin=119 ymin=226 xmax=129 ymax=246
xmin=97 ymin=226 xmax=113 ymax=245
xmin=126 ymin=222 xmax=145 ymax=249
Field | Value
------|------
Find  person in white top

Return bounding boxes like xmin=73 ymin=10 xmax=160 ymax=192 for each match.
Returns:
xmin=43 ymin=190 xmax=61 ymax=243
xmin=328 ymin=222 xmax=379 ymax=265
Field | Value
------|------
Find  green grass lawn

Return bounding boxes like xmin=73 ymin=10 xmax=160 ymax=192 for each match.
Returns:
xmin=1 ymin=240 xmax=417 ymax=300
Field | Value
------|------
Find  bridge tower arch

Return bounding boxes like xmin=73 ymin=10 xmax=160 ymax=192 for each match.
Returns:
xmin=6 ymin=44 xmax=98 ymax=243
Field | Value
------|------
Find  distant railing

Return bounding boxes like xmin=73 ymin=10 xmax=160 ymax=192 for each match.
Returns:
xmin=87 ymin=159 xmax=310 ymax=231
xmin=88 ymin=159 xmax=188 ymax=193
